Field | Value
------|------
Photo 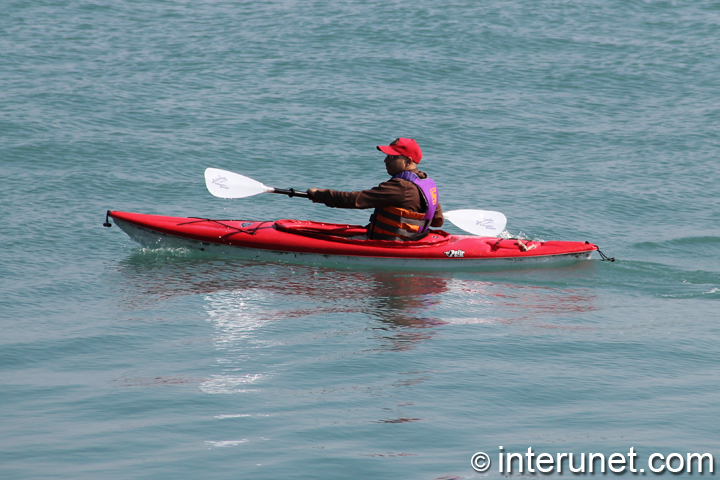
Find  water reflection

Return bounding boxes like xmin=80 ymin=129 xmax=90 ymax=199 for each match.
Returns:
xmin=113 ymin=253 xmax=599 ymax=345
xmin=111 ymin=253 xmax=599 ymax=428
xmin=113 ymin=254 xmax=452 ymax=349
xmin=440 ymin=277 xmax=599 ymax=330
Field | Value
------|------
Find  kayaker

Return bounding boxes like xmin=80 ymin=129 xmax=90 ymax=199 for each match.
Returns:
xmin=307 ymin=138 xmax=443 ymax=241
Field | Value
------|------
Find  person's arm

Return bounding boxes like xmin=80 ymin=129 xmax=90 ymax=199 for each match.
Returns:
xmin=309 ymin=180 xmax=410 ymax=209
xmin=310 ymin=180 xmax=445 ymax=226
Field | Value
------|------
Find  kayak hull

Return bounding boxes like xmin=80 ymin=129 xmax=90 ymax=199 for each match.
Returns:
xmin=109 ymin=211 xmax=598 ymax=269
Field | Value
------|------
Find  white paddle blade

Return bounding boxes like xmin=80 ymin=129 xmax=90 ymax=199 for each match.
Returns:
xmin=443 ymin=209 xmax=507 ymax=237
xmin=204 ymin=168 xmax=273 ymax=199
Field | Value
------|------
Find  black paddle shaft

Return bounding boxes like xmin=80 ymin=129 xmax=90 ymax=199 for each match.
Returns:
xmin=272 ymin=188 xmax=310 ymax=199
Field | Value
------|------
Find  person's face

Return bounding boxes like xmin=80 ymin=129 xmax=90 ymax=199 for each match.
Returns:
xmin=384 ymin=155 xmax=409 ymax=175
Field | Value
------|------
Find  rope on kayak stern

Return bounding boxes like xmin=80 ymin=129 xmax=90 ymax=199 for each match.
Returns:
xmin=586 ymin=241 xmax=615 ymax=262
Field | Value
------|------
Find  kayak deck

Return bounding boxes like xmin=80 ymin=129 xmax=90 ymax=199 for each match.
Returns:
xmin=108 ymin=211 xmax=598 ymax=268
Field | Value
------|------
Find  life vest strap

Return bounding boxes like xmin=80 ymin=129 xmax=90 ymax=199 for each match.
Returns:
xmin=375 ymin=208 xmax=426 ymax=231
xmin=371 ymin=218 xmax=421 ymax=238
xmin=369 ymin=208 xmax=430 ymax=241
xmin=382 ymin=206 xmax=427 ymax=221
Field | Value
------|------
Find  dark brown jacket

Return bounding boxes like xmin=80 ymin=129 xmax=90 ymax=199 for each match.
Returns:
xmin=312 ymin=171 xmax=444 ymax=227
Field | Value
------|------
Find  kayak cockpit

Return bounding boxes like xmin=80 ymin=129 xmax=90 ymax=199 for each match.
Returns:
xmin=273 ymin=219 xmax=455 ymax=247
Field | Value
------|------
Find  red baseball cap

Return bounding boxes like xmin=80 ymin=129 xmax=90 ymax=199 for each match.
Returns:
xmin=377 ymin=138 xmax=423 ymax=163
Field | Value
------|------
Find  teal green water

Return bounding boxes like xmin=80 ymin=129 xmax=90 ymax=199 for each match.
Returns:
xmin=2 ymin=1 xmax=719 ymax=478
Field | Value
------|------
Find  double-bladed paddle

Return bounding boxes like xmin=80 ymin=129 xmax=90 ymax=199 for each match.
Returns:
xmin=204 ymin=168 xmax=507 ymax=237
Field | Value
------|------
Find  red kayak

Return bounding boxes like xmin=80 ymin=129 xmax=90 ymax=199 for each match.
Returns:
xmin=106 ymin=211 xmax=598 ymax=268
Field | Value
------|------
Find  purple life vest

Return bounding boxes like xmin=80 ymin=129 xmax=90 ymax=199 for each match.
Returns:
xmin=392 ymin=171 xmax=439 ymax=225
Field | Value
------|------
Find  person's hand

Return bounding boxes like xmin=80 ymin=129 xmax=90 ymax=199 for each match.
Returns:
xmin=307 ymin=188 xmax=319 ymax=202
